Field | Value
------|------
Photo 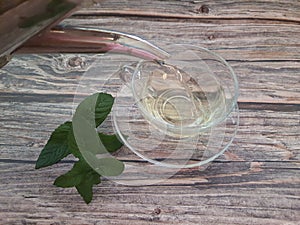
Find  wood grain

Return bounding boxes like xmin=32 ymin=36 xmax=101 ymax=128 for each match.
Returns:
xmin=1 ymin=55 xmax=300 ymax=104
xmin=0 ymin=101 xmax=299 ymax=162
xmin=0 ymin=0 xmax=299 ymax=224
xmin=78 ymin=0 xmax=300 ymax=23
xmin=3 ymin=17 xmax=300 ymax=104
xmin=0 ymin=161 xmax=299 ymax=225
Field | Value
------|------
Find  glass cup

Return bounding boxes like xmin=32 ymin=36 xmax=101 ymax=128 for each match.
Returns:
xmin=112 ymin=43 xmax=239 ymax=168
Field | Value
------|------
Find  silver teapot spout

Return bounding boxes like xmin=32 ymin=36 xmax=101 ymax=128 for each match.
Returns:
xmin=16 ymin=25 xmax=170 ymax=60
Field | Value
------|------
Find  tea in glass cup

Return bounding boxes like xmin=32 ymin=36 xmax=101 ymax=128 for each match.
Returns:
xmin=113 ymin=44 xmax=239 ymax=168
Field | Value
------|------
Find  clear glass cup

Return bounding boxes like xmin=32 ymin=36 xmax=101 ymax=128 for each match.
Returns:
xmin=113 ymin=43 xmax=239 ymax=168
xmin=129 ymin=45 xmax=238 ymax=137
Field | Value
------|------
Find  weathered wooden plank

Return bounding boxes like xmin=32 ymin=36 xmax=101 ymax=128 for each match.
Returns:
xmin=1 ymin=54 xmax=300 ymax=104
xmin=58 ymin=17 xmax=300 ymax=61
xmin=0 ymin=1 xmax=299 ymax=224
xmin=2 ymin=2 xmax=300 ymax=104
xmin=78 ymin=0 xmax=300 ymax=24
xmin=0 ymin=100 xmax=299 ymax=161
xmin=0 ymin=161 xmax=299 ymax=224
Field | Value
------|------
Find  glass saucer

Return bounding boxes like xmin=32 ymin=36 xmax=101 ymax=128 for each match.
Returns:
xmin=73 ymin=43 xmax=239 ymax=185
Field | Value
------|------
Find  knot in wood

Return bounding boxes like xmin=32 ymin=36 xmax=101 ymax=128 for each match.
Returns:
xmin=198 ymin=5 xmax=209 ymax=14
xmin=68 ymin=56 xmax=84 ymax=67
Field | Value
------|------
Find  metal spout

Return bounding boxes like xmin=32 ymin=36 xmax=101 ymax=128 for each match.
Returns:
xmin=16 ymin=25 xmax=170 ymax=60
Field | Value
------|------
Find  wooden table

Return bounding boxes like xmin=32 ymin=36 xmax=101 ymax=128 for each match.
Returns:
xmin=1 ymin=1 xmax=299 ymax=224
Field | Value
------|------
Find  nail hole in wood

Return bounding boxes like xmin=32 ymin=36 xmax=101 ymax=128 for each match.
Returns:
xmin=153 ymin=207 xmax=161 ymax=215
xmin=208 ymin=35 xmax=215 ymax=40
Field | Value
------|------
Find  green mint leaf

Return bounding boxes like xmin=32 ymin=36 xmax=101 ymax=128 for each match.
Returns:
xmin=67 ymin=128 xmax=82 ymax=159
xmin=95 ymin=158 xmax=124 ymax=176
xmin=98 ymin=133 xmax=123 ymax=153
xmin=54 ymin=159 xmax=101 ymax=204
xmin=76 ymin=93 xmax=114 ymax=127
xmin=53 ymin=160 xmax=89 ymax=187
xmin=76 ymin=172 xmax=101 ymax=204
xmin=35 ymin=121 xmax=72 ymax=169
xmin=68 ymin=130 xmax=123 ymax=157
xmin=72 ymin=115 xmax=108 ymax=155
xmin=94 ymin=93 xmax=114 ymax=126
xmin=83 ymin=153 xmax=125 ymax=176
xmin=72 ymin=93 xmax=115 ymax=156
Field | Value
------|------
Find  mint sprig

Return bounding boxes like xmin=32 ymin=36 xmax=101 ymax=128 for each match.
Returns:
xmin=35 ymin=93 xmax=124 ymax=204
